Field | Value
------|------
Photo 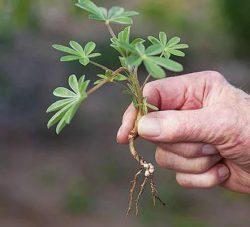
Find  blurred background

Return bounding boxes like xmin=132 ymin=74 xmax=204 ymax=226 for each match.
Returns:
xmin=0 ymin=0 xmax=250 ymax=226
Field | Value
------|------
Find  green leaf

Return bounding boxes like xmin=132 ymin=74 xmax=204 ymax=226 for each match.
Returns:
xmin=131 ymin=38 xmax=145 ymax=46
xmin=148 ymin=36 xmax=160 ymax=45
xmin=147 ymin=32 xmax=188 ymax=59
xmin=69 ymin=41 xmax=84 ymax=53
xmin=88 ymin=53 xmax=101 ymax=58
xmin=99 ymin=7 xmax=108 ymax=18
xmin=135 ymin=43 xmax=145 ymax=54
xmin=79 ymin=79 xmax=90 ymax=95
xmin=108 ymin=6 xmax=124 ymax=18
xmin=56 ymin=117 xmax=67 ymax=134
xmin=60 ymin=55 xmax=80 ymax=62
xmin=159 ymin=32 xmax=167 ymax=45
xmin=68 ymin=75 xmax=79 ymax=93
xmin=145 ymin=44 xmax=162 ymax=56
xmin=150 ymin=57 xmax=183 ymax=72
xmin=119 ymin=26 xmax=130 ymax=43
xmin=146 ymin=102 xmax=159 ymax=111
xmin=97 ymin=74 xmax=107 ymax=79
xmin=46 ymin=98 xmax=74 ymax=113
xmin=94 ymin=79 xmax=103 ymax=85
xmin=76 ymin=0 xmax=138 ymax=25
xmin=126 ymin=55 xmax=143 ymax=66
xmin=53 ymin=40 xmax=101 ymax=66
xmin=122 ymin=11 xmax=139 ymax=17
xmin=64 ymin=103 xmax=81 ymax=125
xmin=173 ymin=44 xmax=189 ymax=49
xmin=53 ymin=87 xmax=76 ymax=98
xmin=144 ymin=59 xmax=165 ymax=78
xmin=79 ymin=57 xmax=90 ymax=66
xmin=168 ymin=49 xmax=185 ymax=57
xmin=52 ymin=44 xmax=78 ymax=55
xmin=47 ymin=102 xmax=75 ymax=129
xmin=76 ymin=0 xmax=105 ymax=20
xmin=47 ymin=75 xmax=90 ymax=134
xmin=84 ymin=41 xmax=96 ymax=55
xmin=114 ymin=74 xmax=127 ymax=81
xmin=167 ymin=37 xmax=181 ymax=46
xmin=109 ymin=17 xmax=132 ymax=24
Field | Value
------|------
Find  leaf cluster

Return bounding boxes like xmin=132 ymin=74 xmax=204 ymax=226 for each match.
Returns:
xmin=47 ymin=75 xmax=89 ymax=134
xmin=76 ymin=0 xmax=139 ymax=24
xmin=52 ymin=41 xmax=101 ymax=66
xmin=47 ymin=0 xmax=189 ymax=134
xmin=111 ymin=28 xmax=188 ymax=78
xmin=148 ymin=32 xmax=189 ymax=58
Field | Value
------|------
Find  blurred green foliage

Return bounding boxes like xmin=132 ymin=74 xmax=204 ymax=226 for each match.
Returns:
xmin=0 ymin=0 xmax=39 ymax=39
xmin=216 ymin=0 xmax=250 ymax=57
xmin=1 ymin=0 xmax=250 ymax=59
xmin=139 ymin=0 xmax=189 ymax=31
xmin=64 ymin=178 xmax=92 ymax=214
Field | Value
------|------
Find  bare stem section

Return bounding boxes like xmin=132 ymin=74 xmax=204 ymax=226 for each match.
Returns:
xmin=105 ymin=21 xmax=116 ymax=38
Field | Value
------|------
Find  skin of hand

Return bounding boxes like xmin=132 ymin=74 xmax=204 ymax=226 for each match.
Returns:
xmin=117 ymin=71 xmax=250 ymax=193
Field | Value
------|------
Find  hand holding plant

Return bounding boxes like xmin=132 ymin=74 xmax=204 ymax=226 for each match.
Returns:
xmin=47 ymin=0 xmax=188 ymax=215
xmin=118 ymin=71 xmax=250 ymax=194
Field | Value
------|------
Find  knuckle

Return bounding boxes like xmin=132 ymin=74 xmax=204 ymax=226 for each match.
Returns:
xmin=214 ymin=104 xmax=242 ymax=145
xmin=193 ymin=157 xmax=212 ymax=173
xmin=204 ymin=71 xmax=225 ymax=82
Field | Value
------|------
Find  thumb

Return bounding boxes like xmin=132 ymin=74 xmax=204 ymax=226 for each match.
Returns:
xmin=138 ymin=106 xmax=230 ymax=144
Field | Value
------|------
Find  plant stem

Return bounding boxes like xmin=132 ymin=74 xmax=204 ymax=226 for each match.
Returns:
xmin=90 ymin=60 xmax=110 ymax=71
xmin=105 ymin=21 xmax=116 ymax=38
xmin=87 ymin=79 xmax=109 ymax=95
xmin=87 ymin=67 xmax=128 ymax=95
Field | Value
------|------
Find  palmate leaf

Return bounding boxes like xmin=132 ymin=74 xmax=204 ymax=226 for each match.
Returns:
xmin=76 ymin=0 xmax=139 ymax=25
xmin=47 ymin=75 xmax=90 ymax=134
xmin=110 ymin=26 xmax=145 ymax=57
xmin=148 ymin=32 xmax=189 ymax=58
xmin=52 ymin=41 xmax=101 ymax=66
xmin=124 ymin=43 xmax=183 ymax=78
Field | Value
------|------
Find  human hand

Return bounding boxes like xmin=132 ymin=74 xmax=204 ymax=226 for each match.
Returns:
xmin=117 ymin=71 xmax=250 ymax=193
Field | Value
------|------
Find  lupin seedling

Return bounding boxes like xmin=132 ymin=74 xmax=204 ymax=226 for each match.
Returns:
xmin=47 ymin=0 xmax=188 ymax=216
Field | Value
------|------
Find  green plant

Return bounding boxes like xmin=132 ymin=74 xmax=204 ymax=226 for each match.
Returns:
xmin=47 ymin=0 xmax=188 ymax=215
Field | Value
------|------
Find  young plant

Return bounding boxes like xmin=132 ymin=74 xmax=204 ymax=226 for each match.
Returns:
xmin=47 ymin=0 xmax=188 ymax=215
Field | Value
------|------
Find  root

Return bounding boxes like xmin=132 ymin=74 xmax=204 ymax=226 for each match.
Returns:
xmin=135 ymin=176 xmax=148 ymax=216
xmin=126 ymin=169 xmax=142 ymax=215
xmin=150 ymin=177 xmax=166 ymax=207
xmin=126 ymin=113 xmax=165 ymax=215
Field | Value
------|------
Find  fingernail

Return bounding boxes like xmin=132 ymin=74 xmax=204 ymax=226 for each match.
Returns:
xmin=202 ymin=144 xmax=218 ymax=155
xmin=138 ymin=117 xmax=161 ymax=137
xmin=218 ymin=166 xmax=230 ymax=179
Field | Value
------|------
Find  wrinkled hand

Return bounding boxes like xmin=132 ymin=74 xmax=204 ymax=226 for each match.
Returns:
xmin=117 ymin=71 xmax=250 ymax=193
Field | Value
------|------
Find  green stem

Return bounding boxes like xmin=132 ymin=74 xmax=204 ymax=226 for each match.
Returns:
xmin=90 ymin=60 xmax=110 ymax=71
xmin=87 ymin=67 xmax=128 ymax=95
xmin=105 ymin=21 xmax=116 ymax=38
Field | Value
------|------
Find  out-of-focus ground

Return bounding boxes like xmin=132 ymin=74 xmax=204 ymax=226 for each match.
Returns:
xmin=0 ymin=0 xmax=250 ymax=226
